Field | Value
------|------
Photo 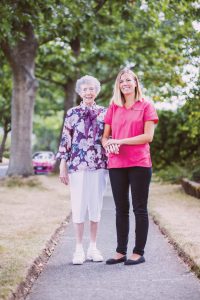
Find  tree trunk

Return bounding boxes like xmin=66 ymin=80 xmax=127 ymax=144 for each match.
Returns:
xmin=57 ymin=35 xmax=80 ymax=146
xmin=54 ymin=36 xmax=80 ymax=173
xmin=0 ymin=126 xmax=9 ymax=163
xmin=2 ymin=25 xmax=38 ymax=176
xmin=59 ymin=78 xmax=78 ymax=141
xmin=53 ymin=79 xmax=78 ymax=173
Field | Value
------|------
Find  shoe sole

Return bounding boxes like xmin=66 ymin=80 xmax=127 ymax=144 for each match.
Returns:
xmin=87 ymin=256 xmax=103 ymax=262
xmin=124 ymin=257 xmax=145 ymax=265
xmin=72 ymin=260 xmax=85 ymax=265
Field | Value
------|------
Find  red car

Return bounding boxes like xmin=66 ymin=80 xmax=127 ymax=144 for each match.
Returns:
xmin=32 ymin=151 xmax=56 ymax=174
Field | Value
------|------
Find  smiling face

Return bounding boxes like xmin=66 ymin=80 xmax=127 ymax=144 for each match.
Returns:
xmin=119 ymin=72 xmax=137 ymax=96
xmin=80 ymin=84 xmax=97 ymax=106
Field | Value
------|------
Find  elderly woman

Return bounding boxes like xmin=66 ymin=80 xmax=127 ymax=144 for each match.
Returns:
xmin=57 ymin=75 xmax=107 ymax=265
xmin=102 ymin=68 xmax=158 ymax=265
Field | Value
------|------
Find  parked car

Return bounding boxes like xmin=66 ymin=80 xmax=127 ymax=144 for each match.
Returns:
xmin=32 ymin=151 xmax=56 ymax=174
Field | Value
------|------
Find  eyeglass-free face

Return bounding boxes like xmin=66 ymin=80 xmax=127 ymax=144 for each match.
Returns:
xmin=119 ymin=73 xmax=137 ymax=95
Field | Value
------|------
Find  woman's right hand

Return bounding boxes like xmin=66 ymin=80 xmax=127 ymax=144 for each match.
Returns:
xmin=59 ymin=159 xmax=69 ymax=185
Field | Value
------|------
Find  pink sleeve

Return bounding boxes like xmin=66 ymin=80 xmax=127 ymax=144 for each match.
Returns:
xmin=144 ymin=102 xmax=159 ymax=124
xmin=104 ymin=104 xmax=113 ymax=125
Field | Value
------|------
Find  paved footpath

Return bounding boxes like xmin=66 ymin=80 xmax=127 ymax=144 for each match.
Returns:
xmin=0 ymin=165 xmax=8 ymax=177
xmin=27 ymin=185 xmax=200 ymax=300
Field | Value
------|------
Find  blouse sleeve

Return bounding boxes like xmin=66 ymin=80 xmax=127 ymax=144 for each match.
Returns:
xmin=104 ymin=104 xmax=113 ymax=125
xmin=56 ymin=109 xmax=73 ymax=161
xmin=144 ymin=101 xmax=159 ymax=124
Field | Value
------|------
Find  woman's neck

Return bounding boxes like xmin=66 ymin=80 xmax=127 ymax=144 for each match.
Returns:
xmin=82 ymin=100 xmax=95 ymax=107
xmin=124 ymin=93 xmax=136 ymax=107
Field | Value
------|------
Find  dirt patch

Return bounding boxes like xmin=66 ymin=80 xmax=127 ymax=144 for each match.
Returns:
xmin=0 ymin=175 xmax=71 ymax=300
xmin=9 ymin=216 xmax=71 ymax=300
xmin=149 ymin=182 xmax=200 ymax=278
xmin=0 ymin=176 xmax=42 ymax=188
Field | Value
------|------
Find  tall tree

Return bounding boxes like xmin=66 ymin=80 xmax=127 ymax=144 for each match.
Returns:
xmin=33 ymin=0 xmax=197 ymax=165
xmin=0 ymin=57 xmax=12 ymax=162
xmin=0 ymin=0 xmax=198 ymax=175
xmin=0 ymin=0 xmax=107 ymax=175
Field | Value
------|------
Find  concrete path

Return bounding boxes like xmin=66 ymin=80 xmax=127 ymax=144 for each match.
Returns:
xmin=0 ymin=165 xmax=8 ymax=177
xmin=27 ymin=185 xmax=200 ymax=300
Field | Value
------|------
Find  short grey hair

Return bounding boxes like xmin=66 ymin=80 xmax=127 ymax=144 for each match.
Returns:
xmin=75 ymin=75 xmax=101 ymax=96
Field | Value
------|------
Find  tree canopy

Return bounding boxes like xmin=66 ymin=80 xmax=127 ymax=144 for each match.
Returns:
xmin=0 ymin=0 xmax=199 ymax=176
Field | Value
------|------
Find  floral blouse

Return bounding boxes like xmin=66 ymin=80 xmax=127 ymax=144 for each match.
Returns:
xmin=56 ymin=102 xmax=107 ymax=173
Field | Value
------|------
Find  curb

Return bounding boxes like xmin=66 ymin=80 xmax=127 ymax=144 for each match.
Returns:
xmin=151 ymin=214 xmax=200 ymax=279
xmin=9 ymin=214 xmax=72 ymax=300
xmin=181 ymin=178 xmax=200 ymax=199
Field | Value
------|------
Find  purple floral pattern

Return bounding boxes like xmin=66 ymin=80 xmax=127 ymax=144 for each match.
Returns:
xmin=56 ymin=102 xmax=107 ymax=173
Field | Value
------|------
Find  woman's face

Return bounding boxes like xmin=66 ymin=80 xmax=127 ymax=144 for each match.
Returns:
xmin=80 ymin=84 xmax=97 ymax=106
xmin=119 ymin=72 xmax=137 ymax=95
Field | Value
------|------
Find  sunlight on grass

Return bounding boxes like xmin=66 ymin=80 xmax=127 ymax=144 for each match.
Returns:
xmin=0 ymin=176 xmax=41 ymax=188
xmin=149 ymin=182 xmax=200 ymax=274
xmin=0 ymin=175 xmax=70 ymax=300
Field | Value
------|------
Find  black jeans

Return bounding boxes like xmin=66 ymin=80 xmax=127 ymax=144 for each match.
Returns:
xmin=109 ymin=167 xmax=152 ymax=256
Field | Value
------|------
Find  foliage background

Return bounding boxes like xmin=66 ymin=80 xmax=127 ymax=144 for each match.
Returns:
xmin=0 ymin=0 xmax=199 ymax=180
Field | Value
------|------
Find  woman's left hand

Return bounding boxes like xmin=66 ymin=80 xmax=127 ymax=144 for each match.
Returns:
xmin=105 ymin=143 xmax=120 ymax=154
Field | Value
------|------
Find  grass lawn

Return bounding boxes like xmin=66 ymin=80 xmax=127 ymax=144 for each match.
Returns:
xmin=0 ymin=175 xmax=70 ymax=300
xmin=149 ymin=181 xmax=200 ymax=277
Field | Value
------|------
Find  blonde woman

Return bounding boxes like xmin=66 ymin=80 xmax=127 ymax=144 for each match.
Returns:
xmin=102 ymin=68 xmax=158 ymax=265
xmin=57 ymin=75 xmax=107 ymax=265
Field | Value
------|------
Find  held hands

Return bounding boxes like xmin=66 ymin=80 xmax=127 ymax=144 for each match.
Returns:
xmin=106 ymin=144 xmax=120 ymax=154
xmin=59 ymin=159 xmax=69 ymax=185
xmin=103 ymin=139 xmax=122 ymax=155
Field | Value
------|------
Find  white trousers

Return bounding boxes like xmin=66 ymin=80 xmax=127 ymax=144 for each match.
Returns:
xmin=69 ymin=169 xmax=108 ymax=223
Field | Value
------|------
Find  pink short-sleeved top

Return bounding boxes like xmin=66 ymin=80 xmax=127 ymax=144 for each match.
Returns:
xmin=104 ymin=99 xmax=159 ymax=169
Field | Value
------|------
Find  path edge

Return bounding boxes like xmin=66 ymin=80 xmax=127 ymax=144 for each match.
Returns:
xmin=151 ymin=215 xmax=200 ymax=279
xmin=9 ymin=214 xmax=72 ymax=300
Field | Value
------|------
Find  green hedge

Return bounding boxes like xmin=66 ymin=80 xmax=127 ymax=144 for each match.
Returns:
xmin=151 ymin=97 xmax=200 ymax=183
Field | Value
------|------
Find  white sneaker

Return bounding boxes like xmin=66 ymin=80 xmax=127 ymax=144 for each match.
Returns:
xmin=87 ymin=247 xmax=103 ymax=262
xmin=72 ymin=248 xmax=85 ymax=265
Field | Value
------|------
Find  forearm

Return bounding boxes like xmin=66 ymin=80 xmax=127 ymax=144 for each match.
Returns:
xmin=102 ymin=124 xmax=111 ymax=148
xmin=60 ymin=158 xmax=67 ymax=168
xmin=101 ymin=136 xmax=109 ymax=148
xmin=119 ymin=133 xmax=153 ymax=145
xmin=107 ymin=122 xmax=155 ymax=146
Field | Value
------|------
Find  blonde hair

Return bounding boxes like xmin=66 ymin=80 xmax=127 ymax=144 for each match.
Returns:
xmin=111 ymin=68 xmax=142 ymax=106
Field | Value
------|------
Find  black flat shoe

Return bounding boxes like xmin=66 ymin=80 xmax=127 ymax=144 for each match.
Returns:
xmin=106 ymin=256 xmax=127 ymax=265
xmin=124 ymin=256 xmax=145 ymax=265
